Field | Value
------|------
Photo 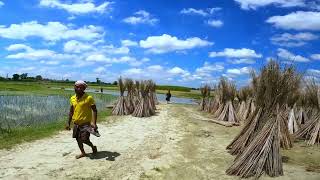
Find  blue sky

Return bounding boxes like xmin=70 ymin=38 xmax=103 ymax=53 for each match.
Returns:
xmin=0 ymin=0 xmax=320 ymax=87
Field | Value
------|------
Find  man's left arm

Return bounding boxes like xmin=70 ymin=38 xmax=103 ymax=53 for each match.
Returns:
xmin=91 ymin=104 xmax=98 ymax=130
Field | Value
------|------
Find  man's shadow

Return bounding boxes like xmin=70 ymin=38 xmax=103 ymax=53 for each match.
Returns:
xmin=89 ymin=151 xmax=121 ymax=161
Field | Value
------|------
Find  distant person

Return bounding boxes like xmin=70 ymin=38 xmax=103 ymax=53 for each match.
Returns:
xmin=100 ymin=87 xmax=103 ymax=93
xmin=65 ymin=80 xmax=99 ymax=159
xmin=165 ymin=89 xmax=171 ymax=104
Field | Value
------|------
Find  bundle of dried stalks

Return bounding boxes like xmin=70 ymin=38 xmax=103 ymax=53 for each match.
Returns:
xmin=294 ymin=79 xmax=320 ymax=145
xmin=132 ymin=81 xmax=154 ymax=117
xmin=134 ymin=80 xmax=140 ymax=106
xmin=237 ymin=86 xmax=252 ymax=121
xmin=200 ymin=84 xmax=210 ymax=111
xmin=149 ymin=80 xmax=158 ymax=105
xmin=125 ymin=78 xmax=135 ymax=114
xmin=147 ymin=80 xmax=157 ymax=113
xmin=112 ymin=77 xmax=130 ymax=115
xmin=226 ymin=110 xmax=283 ymax=178
xmin=227 ymin=60 xmax=299 ymax=156
xmin=287 ymin=104 xmax=299 ymax=134
xmin=213 ymin=78 xmax=239 ymax=124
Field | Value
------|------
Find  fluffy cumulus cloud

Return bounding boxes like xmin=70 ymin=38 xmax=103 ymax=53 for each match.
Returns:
xmin=226 ymin=67 xmax=251 ymax=75
xmin=64 ymin=40 xmax=94 ymax=53
xmin=140 ymin=34 xmax=213 ymax=54
xmin=209 ymin=48 xmax=262 ymax=58
xmin=121 ymin=39 xmax=138 ymax=47
xmin=0 ymin=21 xmax=103 ymax=41
xmin=234 ymin=0 xmax=306 ymax=10
xmin=207 ymin=20 xmax=223 ymax=28
xmin=310 ymin=54 xmax=320 ymax=60
xmin=228 ymin=58 xmax=256 ymax=64
xmin=123 ymin=10 xmax=158 ymax=25
xmin=266 ymin=11 xmax=320 ymax=31
xmin=39 ymin=0 xmax=111 ymax=14
xmin=271 ymin=32 xmax=318 ymax=47
xmin=180 ymin=7 xmax=221 ymax=16
xmin=194 ymin=62 xmax=224 ymax=78
xmin=277 ymin=48 xmax=310 ymax=62
xmin=6 ymin=44 xmax=75 ymax=62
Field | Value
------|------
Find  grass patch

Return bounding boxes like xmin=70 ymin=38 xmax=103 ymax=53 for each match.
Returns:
xmin=0 ymin=109 xmax=111 ymax=150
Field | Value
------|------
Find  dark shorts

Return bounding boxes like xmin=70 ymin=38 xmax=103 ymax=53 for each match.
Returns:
xmin=72 ymin=123 xmax=90 ymax=142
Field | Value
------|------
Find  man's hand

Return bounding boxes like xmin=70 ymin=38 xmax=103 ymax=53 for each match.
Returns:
xmin=65 ymin=124 xmax=71 ymax=131
xmin=91 ymin=123 xmax=97 ymax=130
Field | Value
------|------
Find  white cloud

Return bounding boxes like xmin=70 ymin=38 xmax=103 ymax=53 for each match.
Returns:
xmin=94 ymin=67 xmax=107 ymax=73
xmin=6 ymin=44 xmax=76 ymax=62
xmin=226 ymin=67 xmax=251 ymax=78
xmin=6 ymin=44 xmax=32 ymax=51
xmin=121 ymin=39 xmax=138 ymax=47
xmin=180 ymin=8 xmax=221 ymax=16
xmin=0 ymin=1 xmax=4 ymax=7
xmin=310 ymin=54 xmax=320 ymax=60
xmin=103 ymin=45 xmax=130 ymax=55
xmin=147 ymin=65 xmax=163 ymax=71
xmin=271 ymin=32 xmax=318 ymax=47
xmin=266 ymin=11 xmax=320 ymax=31
xmin=85 ymin=54 xmax=146 ymax=66
xmin=277 ymin=48 xmax=310 ymax=62
xmin=307 ymin=69 xmax=320 ymax=76
xmin=234 ymin=0 xmax=305 ymax=10
xmin=123 ymin=68 xmax=143 ymax=75
xmin=64 ymin=40 xmax=94 ymax=53
xmin=140 ymin=34 xmax=213 ymax=54
xmin=209 ymin=48 xmax=262 ymax=58
xmin=0 ymin=21 xmax=103 ymax=41
xmin=168 ymin=67 xmax=188 ymax=75
xmin=195 ymin=62 xmax=224 ymax=77
xmin=39 ymin=0 xmax=111 ymax=14
xmin=207 ymin=20 xmax=223 ymax=27
xmin=228 ymin=58 xmax=256 ymax=64
xmin=123 ymin=10 xmax=158 ymax=25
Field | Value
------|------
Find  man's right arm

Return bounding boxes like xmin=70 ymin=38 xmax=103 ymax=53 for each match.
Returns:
xmin=66 ymin=105 xmax=74 ymax=130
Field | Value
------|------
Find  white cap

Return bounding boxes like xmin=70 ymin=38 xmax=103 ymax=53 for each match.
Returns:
xmin=75 ymin=80 xmax=87 ymax=88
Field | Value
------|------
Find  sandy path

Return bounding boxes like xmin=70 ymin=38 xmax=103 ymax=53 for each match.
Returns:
xmin=0 ymin=104 xmax=319 ymax=180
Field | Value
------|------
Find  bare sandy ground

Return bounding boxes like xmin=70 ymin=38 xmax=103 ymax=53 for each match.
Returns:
xmin=0 ymin=103 xmax=319 ymax=180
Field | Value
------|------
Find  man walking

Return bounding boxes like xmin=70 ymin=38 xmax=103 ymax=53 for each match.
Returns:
xmin=66 ymin=80 xmax=98 ymax=159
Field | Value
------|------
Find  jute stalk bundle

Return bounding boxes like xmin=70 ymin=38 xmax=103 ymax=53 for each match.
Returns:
xmin=132 ymin=81 xmax=154 ymax=117
xmin=125 ymin=78 xmax=135 ymax=114
xmin=200 ymin=84 xmax=210 ymax=111
xmin=112 ymin=77 xmax=130 ymax=115
xmin=214 ymin=78 xmax=239 ymax=124
xmin=226 ymin=110 xmax=283 ymax=179
xmin=294 ymin=79 xmax=320 ymax=145
xmin=226 ymin=60 xmax=299 ymax=178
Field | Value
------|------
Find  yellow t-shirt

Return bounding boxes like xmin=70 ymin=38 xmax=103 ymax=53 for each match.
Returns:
xmin=70 ymin=93 xmax=95 ymax=125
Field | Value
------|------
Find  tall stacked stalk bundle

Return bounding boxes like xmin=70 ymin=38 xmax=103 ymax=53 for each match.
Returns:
xmin=296 ymin=91 xmax=309 ymax=125
xmin=213 ymin=78 xmax=239 ymax=124
xmin=226 ymin=110 xmax=283 ymax=178
xmin=208 ymin=86 xmax=221 ymax=114
xmin=200 ymin=84 xmax=210 ymax=111
xmin=237 ymin=86 xmax=252 ymax=121
xmin=132 ymin=81 xmax=154 ymax=117
xmin=134 ymin=80 xmax=140 ymax=106
xmin=125 ymin=78 xmax=135 ymax=113
xmin=147 ymin=80 xmax=157 ymax=113
xmin=294 ymin=80 xmax=320 ymax=145
xmin=226 ymin=60 xmax=301 ymax=178
xmin=112 ymin=77 xmax=130 ymax=115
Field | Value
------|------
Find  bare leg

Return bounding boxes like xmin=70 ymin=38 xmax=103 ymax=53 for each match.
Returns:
xmin=83 ymin=140 xmax=97 ymax=154
xmin=76 ymin=138 xmax=86 ymax=159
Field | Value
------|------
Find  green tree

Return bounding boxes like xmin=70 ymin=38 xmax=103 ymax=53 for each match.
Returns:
xmin=112 ymin=80 xmax=118 ymax=86
xmin=12 ymin=74 xmax=20 ymax=81
xmin=20 ymin=73 xmax=28 ymax=79
xmin=96 ymin=77 xmax=101 ymax=84
xmin=35 ymin=75 xmax=43 ymax=81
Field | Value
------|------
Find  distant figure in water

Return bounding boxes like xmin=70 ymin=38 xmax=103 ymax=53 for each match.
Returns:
xmin=165 ymin=89 xmax=171 ymax=104
xmin=65 ymin=80 xmax=99 ymax=159
xmin=100 ymin=87 xmax=103 ymax=93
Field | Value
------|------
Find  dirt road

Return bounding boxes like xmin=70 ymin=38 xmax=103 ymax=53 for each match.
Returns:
xmin=0 ymin=104 xmax=319 ymax=180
